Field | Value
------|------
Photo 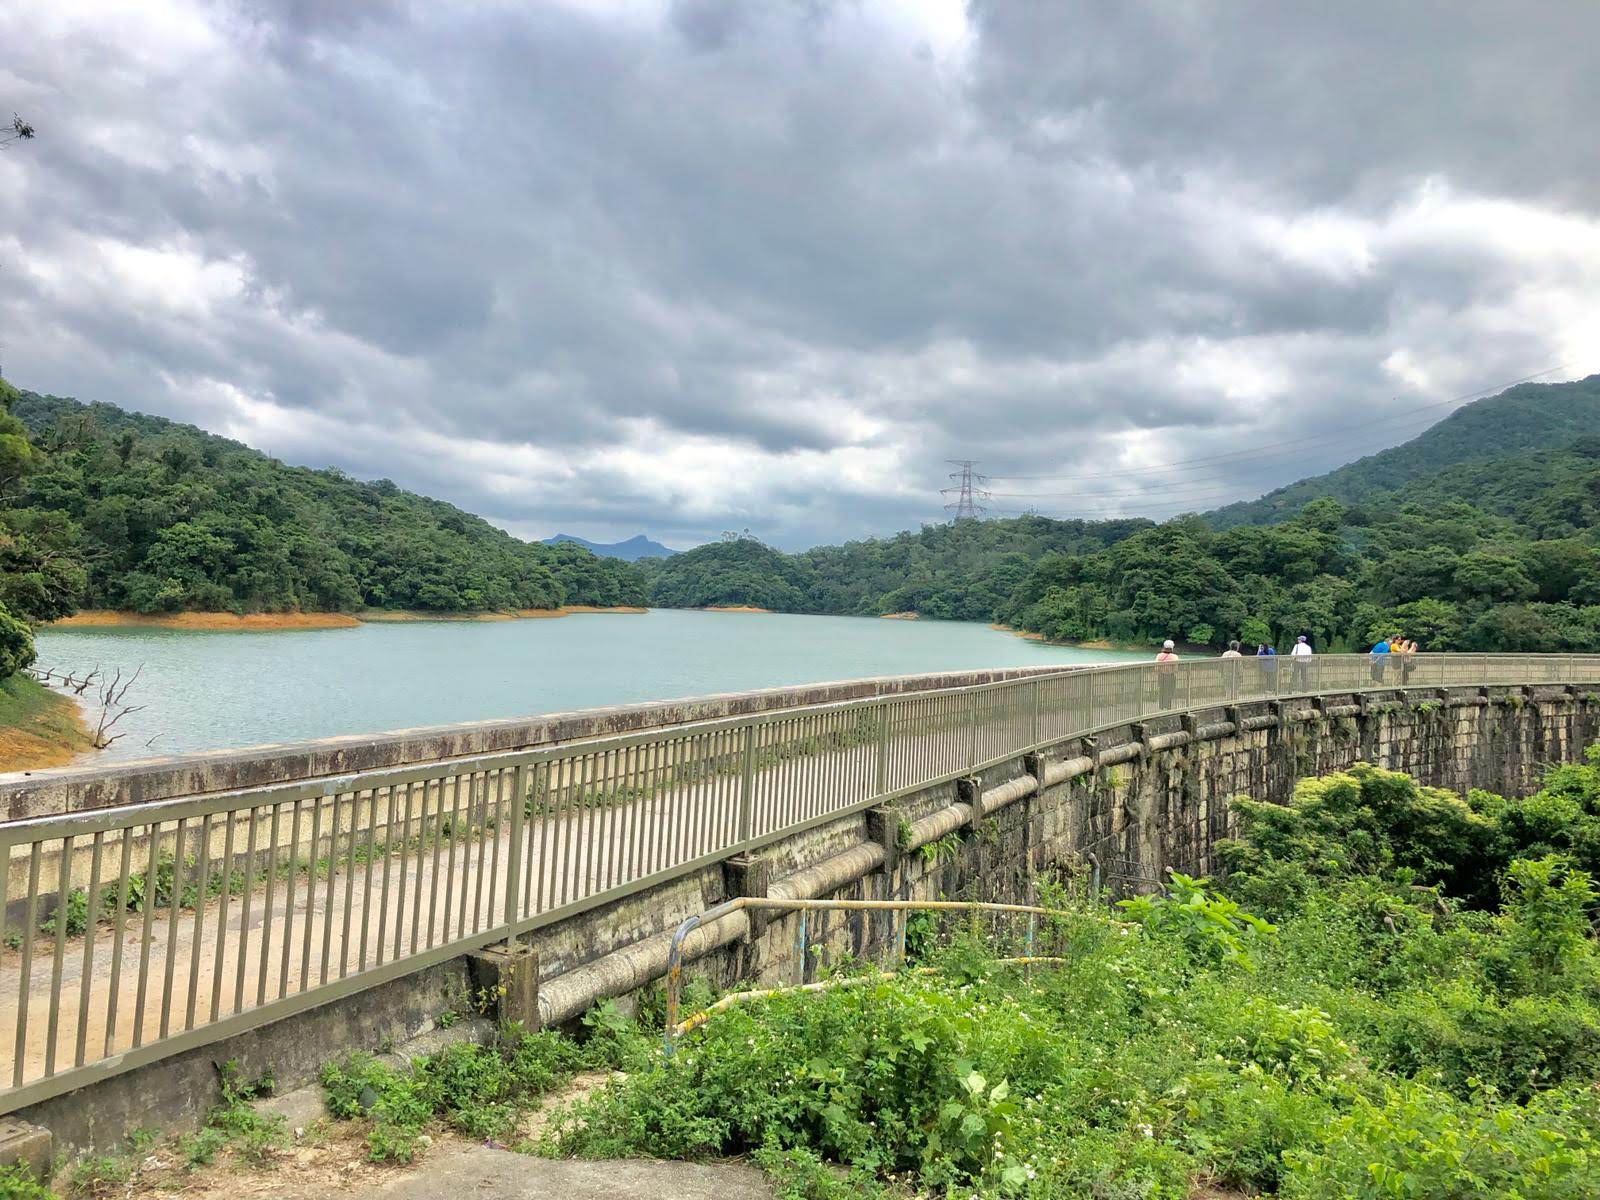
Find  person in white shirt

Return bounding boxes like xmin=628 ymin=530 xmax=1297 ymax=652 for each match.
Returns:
xmin=1221 ymin=640 xmax=1243 ymax=698
xmin=1289 ymin=634 xmax=1313 ymax=688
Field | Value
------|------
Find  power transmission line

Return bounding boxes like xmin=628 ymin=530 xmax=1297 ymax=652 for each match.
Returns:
xmin=0 ymin=114 xmax=35 ymax=148
xmin=941 ymin=459 xmax=991 ymax=521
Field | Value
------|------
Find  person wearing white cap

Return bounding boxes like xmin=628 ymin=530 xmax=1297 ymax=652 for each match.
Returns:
xmin=1290 ymin=634 xmax=1313 ymax=689
xmin=1155 ymin=638 xmax=1179 ymax=709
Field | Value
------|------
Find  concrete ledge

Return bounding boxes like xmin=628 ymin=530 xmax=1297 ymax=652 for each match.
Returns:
xmin=0 ymin=1118 xmax=51 ymax=1179
xmin=1045 ymin=755 xmax=1096 ymax=786
xmin=902 ymin=802 xmax=970 ymax=853
xmin=537 ymin=910 xmax=750 ymax=1028
xmin=1145 ymin=731 xmax=1191 ymax=753
xmin=17 ymin=956 xmax=472 ymax=1156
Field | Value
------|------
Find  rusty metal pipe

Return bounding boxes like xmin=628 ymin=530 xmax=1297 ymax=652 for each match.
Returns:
xmin=663 ymin=896 xmax=1078 ymax=1056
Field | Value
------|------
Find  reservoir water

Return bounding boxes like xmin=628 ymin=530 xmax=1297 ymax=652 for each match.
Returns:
xmin=31 ymin=609 xmax=1147 ymax=762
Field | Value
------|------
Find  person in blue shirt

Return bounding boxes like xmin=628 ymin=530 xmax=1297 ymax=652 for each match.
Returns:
xmin=1369 ymin=636 xmax=1391 ymax=683
xmin=1256 ymin=642 xmax=1278 ymax=692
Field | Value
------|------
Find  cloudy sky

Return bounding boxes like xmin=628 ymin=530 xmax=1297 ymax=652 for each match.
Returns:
xmin=2 ymin=1 xmax=1597 ymax=550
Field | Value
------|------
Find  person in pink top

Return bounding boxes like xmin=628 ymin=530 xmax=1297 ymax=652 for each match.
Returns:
xmin=1156 ymin=639 xmax=1179 ymax=708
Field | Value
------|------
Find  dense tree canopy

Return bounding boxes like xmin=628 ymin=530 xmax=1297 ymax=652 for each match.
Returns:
xmin=0 ymin=391 xmax=644 ymax=662
xmin=639 ymin=517 xmax=1150 ymax=619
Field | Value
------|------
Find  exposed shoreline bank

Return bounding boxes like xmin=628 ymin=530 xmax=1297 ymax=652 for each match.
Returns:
xmin=47 ymin=606 xmax=649 ymax=631
xmin=988 ymin=623 xmax=1158 ymax=653
xmin=0 ymin=675 xmax=93 ymax=771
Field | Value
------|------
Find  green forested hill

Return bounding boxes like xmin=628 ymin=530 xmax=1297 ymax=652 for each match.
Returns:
xmin=2 ymin=389 xmax=643 ymax=621
xmin=641 ymin=435 xmax=1600 ymax=653
xmin=639 ymin=515 xmax=1152 ymax=618
xmin=1207 ymin=375 xmax=1600 ymax=528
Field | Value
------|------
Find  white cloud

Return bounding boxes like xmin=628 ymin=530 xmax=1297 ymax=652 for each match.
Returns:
xmin=1 ymin=0 xmax=1598 ymax=546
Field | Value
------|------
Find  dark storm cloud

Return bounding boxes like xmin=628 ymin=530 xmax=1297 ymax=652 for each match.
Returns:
xmin=1 ymin=1 xmax=1596 ymax=549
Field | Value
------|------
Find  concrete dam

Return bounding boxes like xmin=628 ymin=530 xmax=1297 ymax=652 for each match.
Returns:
xmin=2 ymin=652 xmax=1598 ymax=1155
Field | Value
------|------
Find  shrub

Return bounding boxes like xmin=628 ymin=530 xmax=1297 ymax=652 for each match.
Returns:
xmin=1218 ymin=763 xmax=1499 ymax=912
xmin=1282 ymin=1081 xmax=1600 ymax=1198
xmin=320 ymin=1026 xmax=583 ymax=1162
xmin=0 ymin=602 xmax=34 ymax=680
xmin=1117 ymin=871 xmax=1275 ymax=970
xmin=0 ymin=1164 xmax=51 ymax=1200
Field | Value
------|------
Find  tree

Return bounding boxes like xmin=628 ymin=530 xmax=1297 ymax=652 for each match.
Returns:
xmin=1454 ymin=550 xmax=1538 ymax=603
xmin=0 ymin=601 xmax=34 ymax=679
xmin=1392 ymin=598 xmax=1463 ymax=650
xmin=0 ymin=380 xmax=37 ymax=499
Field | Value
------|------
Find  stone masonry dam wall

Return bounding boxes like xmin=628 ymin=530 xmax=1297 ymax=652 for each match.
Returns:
xmin=14 ymin=678 xmax=1598 ymax=1156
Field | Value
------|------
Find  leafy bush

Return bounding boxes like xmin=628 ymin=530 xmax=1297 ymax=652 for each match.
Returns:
xmin=321 ymin=1026 xmax=584 ymax=1161
xmin=1117 ymin=870 xmax=1275 ymax=969
xmin=1218 ymin=763 xmax=1499 ymax=913
xmin=0 ymin=1164 xmax=51 ymax=1200
xmin=0 ymin=601 xmax=33 ymax=681
xmin=1282 ymin=1080 xmax=1600 ymax=1199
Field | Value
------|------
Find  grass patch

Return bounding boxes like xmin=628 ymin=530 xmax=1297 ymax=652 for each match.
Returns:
xmin=319 ymin=1019 xmax=629 ymax=1162
xmin=0 ymin=674 xmax=91 ymax=770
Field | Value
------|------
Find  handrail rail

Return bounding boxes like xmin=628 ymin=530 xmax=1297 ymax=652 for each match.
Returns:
xmin=3 ymin=652 xmax=1599 ymax=1113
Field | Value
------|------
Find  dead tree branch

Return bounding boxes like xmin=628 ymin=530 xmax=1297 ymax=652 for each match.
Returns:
xmin=91 ymin=665 xmax=145 ymax=750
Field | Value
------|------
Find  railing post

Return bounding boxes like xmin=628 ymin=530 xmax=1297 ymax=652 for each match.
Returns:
xmin=874 ymin=702 xmax=889 ymax=795
xmin=1086 ymin=668 xmax=1096 ymax=727
xmin=737 ymin=722 xmax=757 ymax=843
xmin=1030 ymin=677 xmax=1042 ymax=747
xmin=968 ymin=689 xmax=979 ymax=768
xmin=503 ymin=763 xmax=527 ymax=928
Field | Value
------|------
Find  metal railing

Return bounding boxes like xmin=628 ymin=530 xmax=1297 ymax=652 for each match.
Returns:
xmin=3 ymin=652 xmax=1598 ymax=1110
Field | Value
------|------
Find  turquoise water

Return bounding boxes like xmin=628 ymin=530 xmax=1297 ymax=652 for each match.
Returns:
xmin=31 ymin=610 xmax=1147 ymax=761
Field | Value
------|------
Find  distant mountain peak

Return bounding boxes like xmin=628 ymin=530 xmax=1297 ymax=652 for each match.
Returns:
xmin=543 ymin=533 xmax=676 ymax=561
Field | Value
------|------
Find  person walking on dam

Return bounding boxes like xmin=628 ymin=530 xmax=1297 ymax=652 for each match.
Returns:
xmin=1222 ymin=640 xmax=1243 ymax=699
xmin=1290 ymin=634 xmax=1313 ymax=689
xmin=1256 ymin=642 xmax=1278 ymax=693
xmin=1156 ymin=639 xmax=1179 ymax=709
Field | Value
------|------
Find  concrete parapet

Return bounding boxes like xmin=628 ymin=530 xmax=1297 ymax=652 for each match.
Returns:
xmin=1 ymin=666 xmax=1075 ymax=821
